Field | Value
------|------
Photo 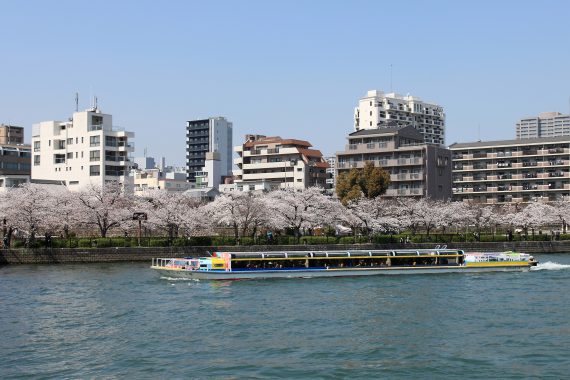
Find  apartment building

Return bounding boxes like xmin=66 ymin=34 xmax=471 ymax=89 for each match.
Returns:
xmin=354 ymin=90 xmax=445 ymax=145
xmin=186 ymin=117 xmax=232 ymax=183
xmin=517 ymin=112 xmax=570 ymax=139
xmin=336 ymin=126 xmax=452 ymax=200
xmin=0 ymin=144 xmax=31 ymax=191
xmin=0 ymin=125 xmax=24 ymax=144
xmin=233 ymin=135 xmax=329 ymax=190
xmin=31 ymin=108 xmax=134 ymax=190
xmin=325 ymin=156 xmax=336 ymax=190
xmin=450 ymin=137 xmax=570 ymax=204
xmin=133 ymin=168 xmax=193 ymax=195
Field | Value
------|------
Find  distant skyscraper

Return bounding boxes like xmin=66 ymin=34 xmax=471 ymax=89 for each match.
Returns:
xmin=134 ymin=156 xmax=156 ymax=170
xmin=354 ymin=90 xmax=445 ymax=145
xmin=516 ymin=112 xmax=570 ymax=139
xmin=186 ymin=117 xmax=232 ymax=182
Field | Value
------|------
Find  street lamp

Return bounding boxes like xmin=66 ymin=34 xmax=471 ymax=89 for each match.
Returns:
xmin=132 ymin=212 xmax=148 ymax=246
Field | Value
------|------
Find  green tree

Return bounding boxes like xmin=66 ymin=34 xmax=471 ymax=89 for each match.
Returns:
xmin=335 ymin=162 xmax=391 ymax=205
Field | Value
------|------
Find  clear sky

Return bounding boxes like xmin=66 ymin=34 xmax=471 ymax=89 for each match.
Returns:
xmin=1 ymin=0 xmax=569 ymax=165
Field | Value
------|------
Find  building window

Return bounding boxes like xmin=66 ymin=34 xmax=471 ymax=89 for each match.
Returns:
xmin=33 ymin=141 xmax=40 ymax=152
xmin=54 ymin=154 xmax=65 ymax=164
xmin=67 ymin=138 xmax=73 ymax=145
xmin=90 ymin=136 xmax=100 ymax=147
xmin=90 ymin=150 xmax=101 ymax=162
xmin=67 ymin=152 xmax=73 ymax=159
xmin=90 ymin=165 xmax=100 ymax=176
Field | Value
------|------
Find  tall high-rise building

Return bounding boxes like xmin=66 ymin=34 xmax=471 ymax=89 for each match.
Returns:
xmin=354 ymin=90 xmax=445 ymax=145
xmin=516 ymin=112 xmax=570 ymax=139
xmin=186 ymin=117 xmax=232 ymax=183
xmin=31 ymin=107 xmax=134 ymax=190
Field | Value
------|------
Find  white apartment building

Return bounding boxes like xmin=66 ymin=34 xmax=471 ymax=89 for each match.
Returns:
xmin=186 ymin=117 xmax=233 ymax=183
xmin=354 ymin=90 xmax=445 ymax=145
xmin=31 ymin=108 xmax=134 ymax=190
xmin=517 ymin=112 xmax=570 ymax=139
xmin=325 ymin=156 xmax=336 ymax=191
xmin=233 ymin=135 xmax=329 ymax=191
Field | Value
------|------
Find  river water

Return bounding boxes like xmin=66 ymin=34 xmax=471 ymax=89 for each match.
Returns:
xmin=1 ymin=254 xmax=570 ymax=379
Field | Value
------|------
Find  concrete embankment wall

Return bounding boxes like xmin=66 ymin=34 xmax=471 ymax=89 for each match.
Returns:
xmin=0 ymin=241 xmax=568 ymax=265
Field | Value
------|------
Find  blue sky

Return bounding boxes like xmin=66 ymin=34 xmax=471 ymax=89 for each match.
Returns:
xmin=1 ymin=0 xmax=569 ymax=165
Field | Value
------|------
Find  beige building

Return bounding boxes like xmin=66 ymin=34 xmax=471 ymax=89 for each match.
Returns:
xmin=133 ymin=168 xmax=193 ymax=195
xmin=233 ymin=135 xmax=329 ymax=190
xmin=31 ymin=107 xmax=134 ymax=190
xmin=0 ymin=124 xmax=24 ymax=145
xmin=450 ymin=137 xmax=570 ymax=204
xmin=336 ymin=126 xmax=452 ymax=199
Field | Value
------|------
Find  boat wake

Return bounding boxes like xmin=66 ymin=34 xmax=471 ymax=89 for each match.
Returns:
xmin=160 ymin=276 xmax=200 ymax=282
xmin=531 ymin=261 xmax=570 ymax=271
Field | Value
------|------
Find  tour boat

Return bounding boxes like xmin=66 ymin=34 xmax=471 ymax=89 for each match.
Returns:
xmin=151 ymin=249 xmax=538 ymax=280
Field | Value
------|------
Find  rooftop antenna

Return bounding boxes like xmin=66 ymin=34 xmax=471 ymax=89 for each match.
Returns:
xmin=478 ymin=123 xmax=481 ymax=141
xmin=94 ymin=96 xmax=98 ymax=111
xmin=75 ymin=92 xmax=79 ymax=112
xmin=144 ymin=147 xmax=147 ymax=157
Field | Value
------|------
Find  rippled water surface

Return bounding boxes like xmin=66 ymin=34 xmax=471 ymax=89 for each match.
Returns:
xmin=1 ymin=255 xmax=570 ymax=379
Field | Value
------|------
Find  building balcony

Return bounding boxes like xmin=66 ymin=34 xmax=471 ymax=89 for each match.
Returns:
xmin=397 ymin=158 xmax=421 ymax=165
xmin=242 ymin=172 xmax=292 ymax=181
xmin=396 ymin=188 xmax=423 ymax=196
xmin=243 ymin=161 xmax=299 ymax=170
xmin=393 ymin=172 xmax=423 ymax=181
xmin=105 ymin=156 xmax=130 ymax=165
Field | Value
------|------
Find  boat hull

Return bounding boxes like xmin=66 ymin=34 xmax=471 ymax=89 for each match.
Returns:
xmin=152 ymin=264 xmax=530 ymax=280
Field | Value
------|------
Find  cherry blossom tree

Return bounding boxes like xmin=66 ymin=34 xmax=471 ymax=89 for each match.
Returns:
xmin=265 ymin=187 xmax=337 ymax=241
xmin=550 ymin=200 xmax=570 ymax=233
xmin=0 ymin=183 xmax=53 ymax=245
xmin=438 ymin=201 xmax=468 ymax=241
xmin=205 ymin=192 xmax=270 ymax=240
xmin=43 ymin=187 xmax=82 ymax=239
xmin=391 ymin=197 xmax=423 ymax=236
xmin=76 ymin=181 xmax=134 ymax=238
xmin=461 ymin=202 xmax=496 ymax=241
xmin=412 ymin=199 xmax=443 ymax=239
xmin=137 ymin=190 xmax=204 ymax=242
xmin=511 ymin=202 xmax=556 ymax=238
